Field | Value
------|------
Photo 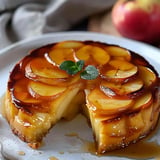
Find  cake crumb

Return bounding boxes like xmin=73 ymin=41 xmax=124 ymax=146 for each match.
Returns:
xmin=65 ymin=132 xmax=79 ymax=138
xmin=48 ymin=156 xmax=59 ymax=160
xmin=59 ymin=151 xmax=64 ymax=154
xmin=65 ymin=132 xmax=85 ymax=142
xmin=18 ymin=151 xmax=25 ymax=156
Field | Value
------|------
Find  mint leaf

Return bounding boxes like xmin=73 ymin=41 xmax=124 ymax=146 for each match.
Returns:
xmin=76 ymin=60 xmax=84 ymax=71
xmin=59 ymin=60 xmax=79 ymax=75
xmin=59 ymin=60 xmax=99 ymax=80
xmin=80 ymin=65 xmax=99 ymax=80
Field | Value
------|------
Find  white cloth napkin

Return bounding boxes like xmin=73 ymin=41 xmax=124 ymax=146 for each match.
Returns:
xmin=0 ymin=0 xmax=116 ymax=50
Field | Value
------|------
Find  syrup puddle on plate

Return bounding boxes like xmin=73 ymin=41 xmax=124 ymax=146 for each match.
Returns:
xmin=66 ymin=131 xmax=160 ymax=159
xmin=80 ymin=121 xmax=160 ymax=160
xmin=64 ymin=122 xmax=160 ymax=159
xmin=82 ymin=139 xmax=160 ymax=159
xmin=106 ymin=140 xmax=160 ymax=159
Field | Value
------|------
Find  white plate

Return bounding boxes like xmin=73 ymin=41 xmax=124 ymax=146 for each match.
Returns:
xmin=0 ymin=32 xmax=160 ymax=160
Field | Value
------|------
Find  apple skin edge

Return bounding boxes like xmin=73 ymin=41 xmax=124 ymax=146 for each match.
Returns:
xmin=112 ymin=0 xmax=160 ymax=44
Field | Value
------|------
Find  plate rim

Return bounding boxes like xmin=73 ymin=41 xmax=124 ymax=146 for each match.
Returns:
xmin=0 ymin=31 xmax=160 ymax=160
xmin=0 ymin=31 xmax=160 ymax=55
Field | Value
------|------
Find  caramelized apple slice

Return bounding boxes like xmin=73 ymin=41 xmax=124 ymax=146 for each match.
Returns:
xmin=75 ymin=45 xmax=110 ymax=65
xmin=101 ymin=59 xmax=138 ymax=82
xmin=13 ymin=79 xmax=41 ymax=104
xmin=100 ymin=79 xmax=143 ymax=96
xmin=25 ymin=58 xmax=69 ymax=85
xmin=28 ymin=81 xmax=67 ymax=100
xmin=87 ymin=88 xmax=133 ymax=115
xmin=138 ymin=66 xmax=157 ymax=87
xmin=109 ymin=59 xmax=135 ymax=70
xmin=131 ymin=92 xmax=153 ymax=111
xmin=104 ymin=46 xmax=131 ymax=61
xmin=47 ymin=48 xmax=75 ymax=65
xmin=53 ymin=41 xmax=84 ymax=49
xmin=102 ymin=63 xmax=138 ymax=82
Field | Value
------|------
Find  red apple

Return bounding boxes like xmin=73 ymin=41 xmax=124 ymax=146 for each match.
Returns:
xmin=112 ymin=0 xmax=160 ymax=44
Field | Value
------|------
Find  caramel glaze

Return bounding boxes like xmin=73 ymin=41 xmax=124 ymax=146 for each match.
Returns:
xmin=103 ymin=119 xmax=160 ymax=159
xmin=3 ymin=40 xmax=160 ymax=155
xmin=84 ymin=139 xmax=160 ymax=159
xmin=8 ymin=44 xmax=59 ymax=114
xmin=7 ymin=41 xmax=160 ymax=115
xmin=77 ymin=117 xmax=160 ymax=158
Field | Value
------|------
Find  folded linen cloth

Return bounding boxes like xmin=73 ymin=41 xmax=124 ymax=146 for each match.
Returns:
xmin=0 ymin=0 xmax=116 ymax=50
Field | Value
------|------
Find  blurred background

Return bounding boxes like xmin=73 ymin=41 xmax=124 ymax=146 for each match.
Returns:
xmin=0 ymin=0 xmax=160 ymax=50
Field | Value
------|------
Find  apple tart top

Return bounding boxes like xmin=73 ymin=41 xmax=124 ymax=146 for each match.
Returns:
xmin=7 ymin=41 xmax=160 ymax=115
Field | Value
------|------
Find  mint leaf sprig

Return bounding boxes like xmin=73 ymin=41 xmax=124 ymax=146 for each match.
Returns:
xmin=59 ymin=60 xmax=99 ymax=80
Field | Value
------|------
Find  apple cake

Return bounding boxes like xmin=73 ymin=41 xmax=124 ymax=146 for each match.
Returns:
xmin=3 ymin=40 xmax=160 ymax=154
